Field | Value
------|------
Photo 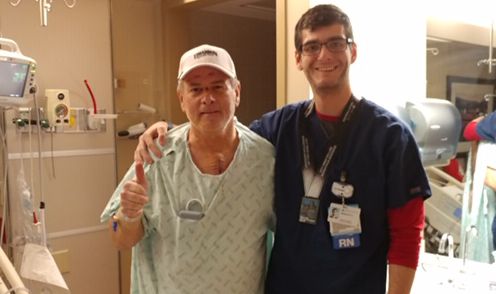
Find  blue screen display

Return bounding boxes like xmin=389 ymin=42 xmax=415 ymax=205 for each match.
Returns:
xmin=0 ymin=60 xmax=29 ymax=98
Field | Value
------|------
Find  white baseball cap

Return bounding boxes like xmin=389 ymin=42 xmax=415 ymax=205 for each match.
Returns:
xmin=177 ymin=44 xmax=236 ymax=80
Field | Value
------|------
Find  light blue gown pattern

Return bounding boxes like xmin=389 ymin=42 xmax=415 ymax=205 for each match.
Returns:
xmin=460 ymin=142 xmax=496 ymax=264
xmin=101 ymin=122 xmax=275 ymax=293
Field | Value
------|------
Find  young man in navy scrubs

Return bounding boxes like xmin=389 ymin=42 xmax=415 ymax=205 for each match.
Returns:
xmin=134 ymin=4 xmax=431 ymax=294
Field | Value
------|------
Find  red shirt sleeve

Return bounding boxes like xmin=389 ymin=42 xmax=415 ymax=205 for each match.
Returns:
xmin=442 ymin=158 xmax=464 ymax=182
xmin=387 ymin=197 xmax=425 ymax=269
xmin=463 ymin=119 xmax=481 ymax=141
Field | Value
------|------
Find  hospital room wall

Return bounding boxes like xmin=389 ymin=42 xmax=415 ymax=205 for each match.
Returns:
xmin=427 ymin=19 xmax=496 ymax=100
xmin=0 ymin=1 xmax=119 ymax=294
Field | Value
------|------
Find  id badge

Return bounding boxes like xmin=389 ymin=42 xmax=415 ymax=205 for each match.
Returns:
xmin=299 ymin=196 xmax=320 ymax=224
xmin=331 ymin=182 xmax=354 ymax=198
xmin=328 ymin=203 xmax=361 ymax=236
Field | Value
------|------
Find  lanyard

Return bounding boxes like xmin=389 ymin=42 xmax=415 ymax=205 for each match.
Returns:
xmin=300 ymin=96 xmax=360 ymax=198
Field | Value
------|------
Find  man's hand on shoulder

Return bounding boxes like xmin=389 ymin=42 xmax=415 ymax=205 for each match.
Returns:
xmin=134 ymin=121 xmax=170 ymax=164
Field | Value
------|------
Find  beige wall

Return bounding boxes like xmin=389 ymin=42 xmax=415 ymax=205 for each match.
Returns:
xmin=112 ymin=0 xmax=166 ymax=176
xmin=0 ymin=1 xmax=119 ymax=293
xmin=282 ymin=1 xmax=309 ymax=104
xmin=426 ymin=18 xmax=496 ymax=100
xmin=275 ymin=0 xmax=310 ymax=107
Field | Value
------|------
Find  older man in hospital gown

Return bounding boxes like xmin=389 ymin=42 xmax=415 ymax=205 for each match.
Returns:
xmin=101 ymin=44 xmax=274 ymax=293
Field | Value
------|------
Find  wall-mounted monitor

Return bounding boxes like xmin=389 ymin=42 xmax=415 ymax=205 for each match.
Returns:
xmin=0 ymin=38 xmax=36 ymax=107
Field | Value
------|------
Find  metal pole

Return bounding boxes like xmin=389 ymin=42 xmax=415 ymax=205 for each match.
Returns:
xmin=490 ymin=21 xmax=493 ymax=74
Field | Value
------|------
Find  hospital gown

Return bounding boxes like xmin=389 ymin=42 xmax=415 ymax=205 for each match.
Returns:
xmin=101 ymin=122 xmax=275 ymax=294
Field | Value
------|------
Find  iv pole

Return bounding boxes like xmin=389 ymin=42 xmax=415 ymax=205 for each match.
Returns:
xmin=9 ymin=0 xmax=77 ymax=27
xmin=489 ymin=21 xmax=493 ymax=74
xmin=477 ymin=21 xmax=496 ymax=73
xmin=39 ymin=0 xmax=50 ymax=27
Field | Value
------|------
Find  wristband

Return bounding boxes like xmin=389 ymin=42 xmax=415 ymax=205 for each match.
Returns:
xmin=116 ymin=209 xmax=142 ymax=223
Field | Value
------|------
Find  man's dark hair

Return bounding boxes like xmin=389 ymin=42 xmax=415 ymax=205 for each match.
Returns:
xmin=294 ymin=4 xmax=354 ymax=52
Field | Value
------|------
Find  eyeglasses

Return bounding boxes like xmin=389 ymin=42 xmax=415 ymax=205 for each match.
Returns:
xmin=300 ymin=37 xmax=353 ymax=56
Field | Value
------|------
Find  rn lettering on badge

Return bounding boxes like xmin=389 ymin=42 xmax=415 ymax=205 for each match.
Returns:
xmin=332 ymin=234 xmax=360 ymax=249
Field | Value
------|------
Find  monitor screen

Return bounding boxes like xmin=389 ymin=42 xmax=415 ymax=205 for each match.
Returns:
xmin=0 ymin=60 xmax=30 ymax=98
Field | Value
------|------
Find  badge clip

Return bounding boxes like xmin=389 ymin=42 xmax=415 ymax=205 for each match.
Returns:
xmin=331 ymin=171 xmax=354 ymax=199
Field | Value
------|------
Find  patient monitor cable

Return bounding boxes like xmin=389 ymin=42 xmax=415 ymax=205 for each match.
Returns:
xmin=31 ymin=89 xmax=48 ymax=246
xmin=0 ymin=114 xmax=9 ymax=248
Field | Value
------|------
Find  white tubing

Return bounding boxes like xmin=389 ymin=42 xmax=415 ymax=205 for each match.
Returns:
xmin=0 ymin=248 xmax=28 ymax=294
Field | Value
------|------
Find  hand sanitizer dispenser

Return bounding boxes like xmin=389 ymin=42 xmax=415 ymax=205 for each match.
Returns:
xmin=405 ymin=99 xmax=462 ymax=167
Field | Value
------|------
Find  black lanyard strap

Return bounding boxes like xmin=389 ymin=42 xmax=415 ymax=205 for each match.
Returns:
xmin=299 ymin=95 xmax=361 ymax=177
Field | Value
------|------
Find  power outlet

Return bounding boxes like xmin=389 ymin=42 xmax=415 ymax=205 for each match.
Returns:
xmin=46 ymin=89 xmax=70 ymax=127
xmin=17 ymin=107 xmax=32 ymax=122
xmin=14 ymin=107 xmax=49 ymax=131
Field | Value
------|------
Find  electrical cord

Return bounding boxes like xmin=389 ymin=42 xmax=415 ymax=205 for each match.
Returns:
xmin=31 ymin=92 xmax=47 ymax=247
xmin=27 ymin=110 xmax=35 ymax=202
xmin=0 ymin=109 xmax=9 ymax=249
xmin=31 ymin=92 xmax=44 ymax=203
